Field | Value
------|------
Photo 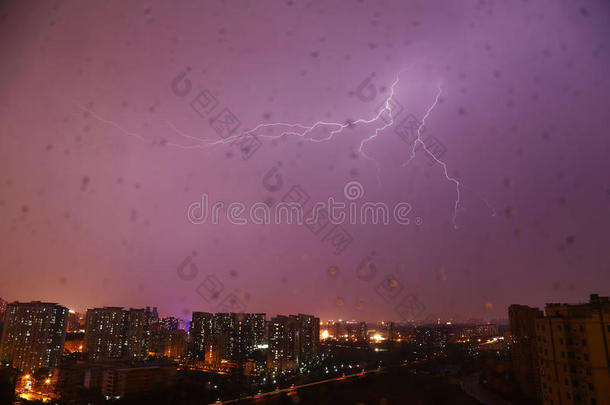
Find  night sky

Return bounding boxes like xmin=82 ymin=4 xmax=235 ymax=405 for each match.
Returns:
xmin=1 ymin=0 xmax=609 ymax=323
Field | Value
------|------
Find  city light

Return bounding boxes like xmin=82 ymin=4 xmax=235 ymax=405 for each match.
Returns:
xmin=2 ymin=295 xmax=608 ymax=404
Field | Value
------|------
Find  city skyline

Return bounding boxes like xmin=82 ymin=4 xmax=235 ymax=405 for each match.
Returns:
xmin=4 ymin=293 xmax=610 ymax=325
xmin=1 ymin=293 xmax=607 ymax=404
xmin=1 ymin=0 xmax=609 ymax=324
xmin=0 ymin=296 xmax=512 ymax=325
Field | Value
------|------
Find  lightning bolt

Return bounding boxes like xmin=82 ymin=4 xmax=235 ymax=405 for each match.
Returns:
xmin=67 ymin=102 xmax=196 ymax=150
xmin=67 ymin=69 xmax=491 ymax=228
xmin=401 ymin=85 xmax=463 ymax=229
xmin=167 ymin=70 xmax=407 ymax=151
xmin=355 ymin=70 xmax=406 ymax=183
xmin=162 ymin=69 xmax=406 ymax=184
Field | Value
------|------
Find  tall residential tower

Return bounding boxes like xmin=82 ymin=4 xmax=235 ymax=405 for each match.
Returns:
xmin=0 ymin=301 xmax=68 ymax=373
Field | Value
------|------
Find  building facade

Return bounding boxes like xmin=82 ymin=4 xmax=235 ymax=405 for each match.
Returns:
xmin=85 ymin=307 xmax=153 ymax=361
xmin=101 ymin=363 xmax=176 ymax=399
xmin=190 ymin=312 xmax=266 ymax=363
xmin=0 ymin=301 xmax=68 ymax=373
xmin=268 ymin=315 xmax=299 ymax=372
xmin=536 ymin=294 xmax=610 ymax=405
xmin=509 ymin=304 xmax=543 ymax=401
xmin=268 ymin=314 xmax=319 ymax=372
xmin=85 ymin=307 xmax=129 ymax=361
xmin=163 ymin=330 xmax=187 ymax=360
xmin=294 ymin=314 xmax=320 ymax=369
xmin=189 ymin=312 xmax=214 ymax=359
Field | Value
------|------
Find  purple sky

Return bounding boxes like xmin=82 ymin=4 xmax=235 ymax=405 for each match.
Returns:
xmin=1 ymin=0 xmax=609 ymax=323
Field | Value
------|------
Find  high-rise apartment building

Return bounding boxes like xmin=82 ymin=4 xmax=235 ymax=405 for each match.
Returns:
xmin=126 ymin=308 xmax=153 ymax=360
xmin=536 ymin=294 xmax=610 ymax=405
xmin=252 ymin=313 xmax=266 ymax=347
xmin=190 ymin=312 xmax=265 ymax=362
xmin=214 ymin=313 xmax=239 ymax=360
xmin=509 ymin=304 xmax=543 ymax=401
xmin=227 ymin=313 xmax=266 ymax=361
xmin=85 ymin=307 xmax=128 ymax=361
xmin=159 ymin=317 xmax=179 ymax=332
xmin=293 ymin=314 xmax=320 ymax=369
xmin=268 ymin=315 xmax=299 ymax=372
xmin=85 ymin=307 xmax=153 ymax=361
xmin=150 ymin=316 xmax=183 ymax=357
xmin=189 ymin=312 xmax=214 ymax=359
xmin=163 ymin=330 xmax=188 ymax=360
xmin=267 ymin=314 xmax=319 ymax=372
xmin=0 ymin=301 xmax=68 ymax=373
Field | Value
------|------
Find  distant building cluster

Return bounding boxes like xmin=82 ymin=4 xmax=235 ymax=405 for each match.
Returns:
xmin=509 ymin=294 xmax=610 ymax=405
xmin=320 ymin=318 xmax=503 ymax=349
xmin=2 ymin=294 xmax=608 ymax=404
xmin=190 ymin=311 xmax=265 ymax=369
xmin=321 ymin=320 xmax=368 ymax=342
xmin=188 ymin=312 xmax=320 ymax=374
xmin=0 ymin=298 xmax=320 ymax=400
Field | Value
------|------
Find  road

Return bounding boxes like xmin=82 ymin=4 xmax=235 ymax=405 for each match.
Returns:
xmin=209 ymin=368 xmax=383 ymax=404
